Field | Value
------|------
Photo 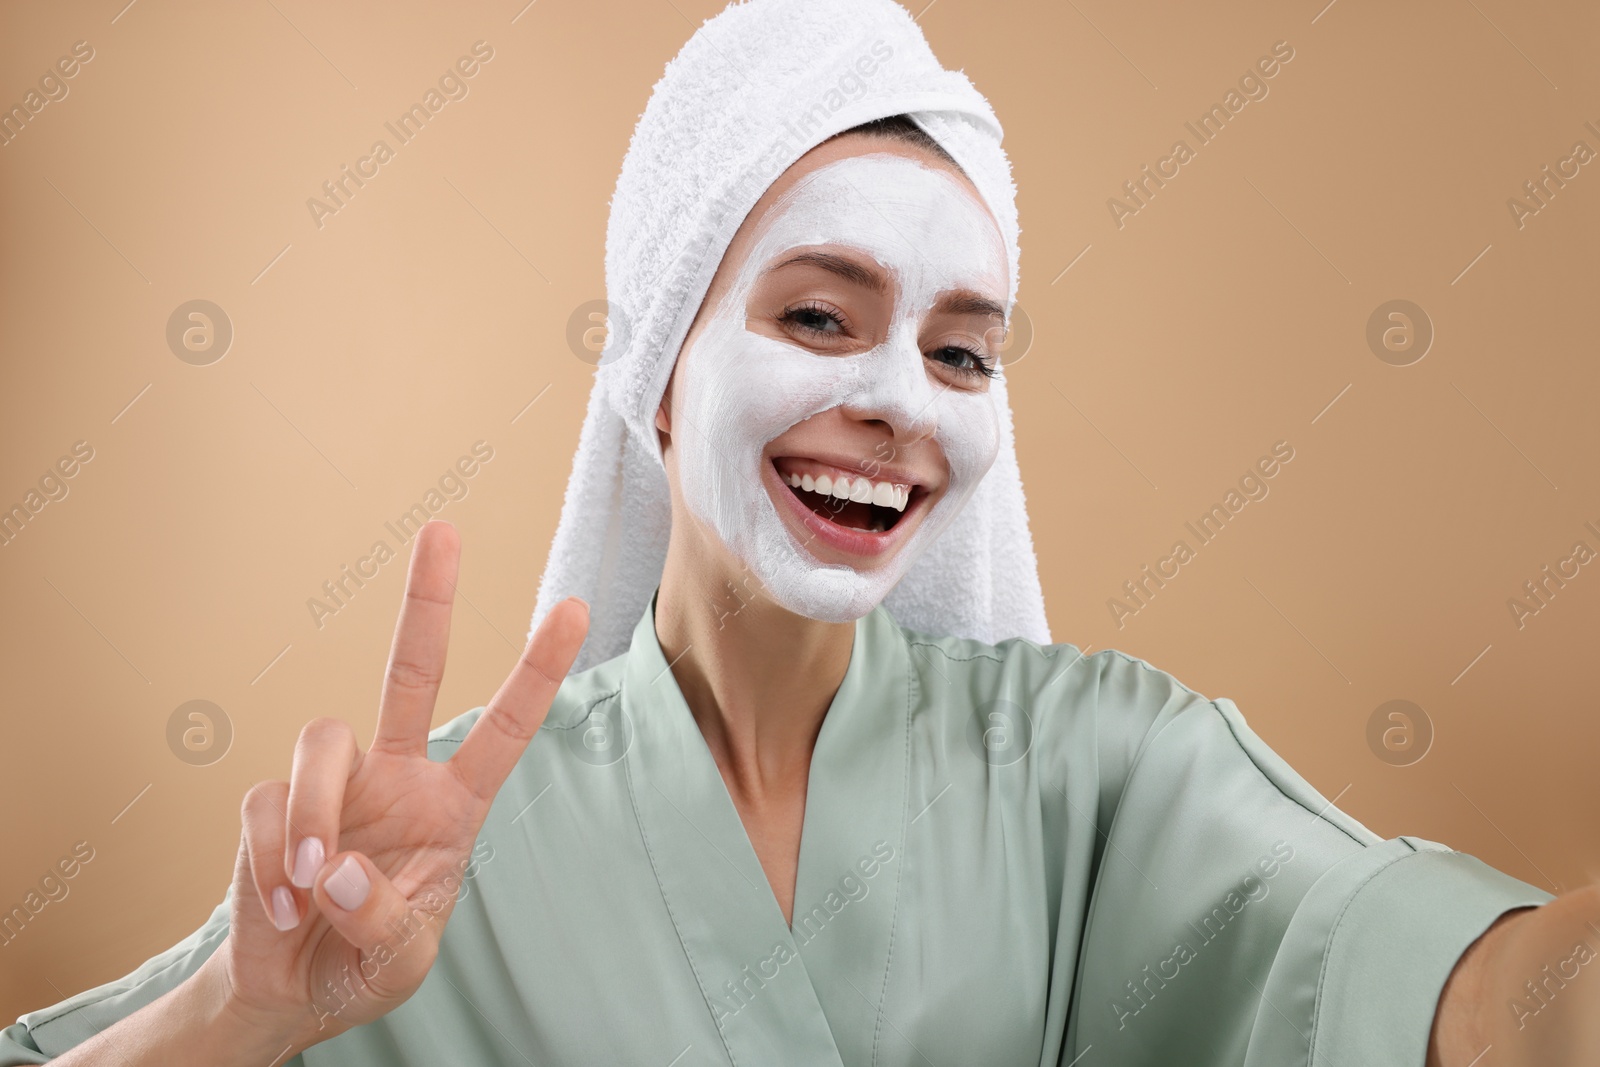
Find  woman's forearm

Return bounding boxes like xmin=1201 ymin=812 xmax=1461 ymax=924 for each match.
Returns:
xmin=46 ymin=947 xmax=310 ymax=1067
xmin=1430 ymin=888 xmax=1600 ymax=1066
xmin=1427 ymin=906 xmax=1525 ymax=1066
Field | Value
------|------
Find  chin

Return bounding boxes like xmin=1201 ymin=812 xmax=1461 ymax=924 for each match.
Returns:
xmin=730 ymin=492 xmax=955 ymax=627
xmin=757 ymin=572 xmax=895 ymax=625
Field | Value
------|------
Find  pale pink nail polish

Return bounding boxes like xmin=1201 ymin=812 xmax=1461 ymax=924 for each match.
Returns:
xmin=271 ymin=886 xmax=298 ymax=931
xmin=291 ymin=837 xmax=324 ymax=889
xmin=326 ymin=856 xmax=371 ymax=911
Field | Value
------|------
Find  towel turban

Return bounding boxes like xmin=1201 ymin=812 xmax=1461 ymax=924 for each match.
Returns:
xmin=530 ymin=0 xmax=1052 ymax=671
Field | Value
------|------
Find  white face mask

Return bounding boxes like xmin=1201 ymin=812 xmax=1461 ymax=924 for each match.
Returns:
xmin=670 ymin=151 xmax=1007 ymax=622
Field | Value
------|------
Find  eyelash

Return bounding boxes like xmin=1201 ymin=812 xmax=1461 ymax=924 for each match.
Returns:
xmin=779 ymin=301 xmax=998 ymax=380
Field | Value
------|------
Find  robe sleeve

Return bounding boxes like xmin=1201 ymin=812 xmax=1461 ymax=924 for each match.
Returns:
xmin=1065 ymin=649 xmax=1555 ymax=1067
xmin=0 ymin=719 xmax=491 ymax=1065
xmin=0 ymin=892 xmax=306 ymax=1066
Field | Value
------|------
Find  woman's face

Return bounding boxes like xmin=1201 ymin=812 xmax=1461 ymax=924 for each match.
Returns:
xmin=656 ymin=133 xmax=1010 ymax=623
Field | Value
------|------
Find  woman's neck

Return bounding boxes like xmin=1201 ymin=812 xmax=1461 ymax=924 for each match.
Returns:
xmin=654 ymin=543 xmax=855 ymax=801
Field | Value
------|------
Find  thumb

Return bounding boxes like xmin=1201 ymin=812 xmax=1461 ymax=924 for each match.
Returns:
xmin=310 ymin=851 xmax=443 ymax=1004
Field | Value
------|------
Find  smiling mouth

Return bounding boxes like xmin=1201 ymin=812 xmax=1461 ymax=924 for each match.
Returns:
xmin=770 ymin=457 xmax=928 ymax=534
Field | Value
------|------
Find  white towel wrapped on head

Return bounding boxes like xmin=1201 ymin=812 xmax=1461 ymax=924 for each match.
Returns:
xmin=529 ymin=0 xmax=1052 ymax=671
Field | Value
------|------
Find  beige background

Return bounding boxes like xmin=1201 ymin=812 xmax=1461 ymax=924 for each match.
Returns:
xmin=2 ymin=0 xmax=1597 ymax=1024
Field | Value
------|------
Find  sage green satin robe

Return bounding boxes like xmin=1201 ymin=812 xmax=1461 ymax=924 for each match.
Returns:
xmin=2 ymin=588 xmax=1552 ymax=1065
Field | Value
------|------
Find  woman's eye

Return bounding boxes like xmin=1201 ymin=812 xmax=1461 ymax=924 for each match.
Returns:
xmin=780 ymin=303 xmax=846 ymax=336
xmin=929 ymin=344 xmax=998 ymax=380
xmin=779 ymin=303 xmax=997 ymax=381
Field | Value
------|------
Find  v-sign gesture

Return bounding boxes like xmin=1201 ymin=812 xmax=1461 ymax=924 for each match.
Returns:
xmin=212 ymin=520 xmax=588 ymax=1055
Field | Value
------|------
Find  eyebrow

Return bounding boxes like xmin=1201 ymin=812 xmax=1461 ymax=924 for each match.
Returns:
xmin=937 ymin=291 xmax=1006 ymax=320
xmin=764 ymin=250 xmax=1005 ymax=320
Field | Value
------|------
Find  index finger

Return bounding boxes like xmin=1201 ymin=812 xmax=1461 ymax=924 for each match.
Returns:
xmin=372 ymin=520 xmax=461 ymax=755
xmin=452 ymin=596 xmax=589 ymax=801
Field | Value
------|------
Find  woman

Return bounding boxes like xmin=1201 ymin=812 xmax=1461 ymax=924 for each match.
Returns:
xmin=5 ymin=1 xmax=1597 ymax=1064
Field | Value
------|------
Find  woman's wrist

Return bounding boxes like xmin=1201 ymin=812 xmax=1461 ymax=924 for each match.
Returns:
xmin=43 ymin=942 xmax=322 ymax=1067
xmin=188 ymin=942 xmax=327 ymax=1063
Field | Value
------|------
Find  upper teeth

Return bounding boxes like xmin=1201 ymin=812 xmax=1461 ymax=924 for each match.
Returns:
xmin=784 ymin=470 xmax=911 ymax=512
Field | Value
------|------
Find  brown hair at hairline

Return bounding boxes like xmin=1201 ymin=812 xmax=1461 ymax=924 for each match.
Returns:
xmin=829 ymin=113 xmax=966 ymax=176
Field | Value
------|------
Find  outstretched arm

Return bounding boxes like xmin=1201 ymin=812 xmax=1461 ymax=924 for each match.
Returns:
xmin=1429 ymin=885 xmax=1600 ymax=1066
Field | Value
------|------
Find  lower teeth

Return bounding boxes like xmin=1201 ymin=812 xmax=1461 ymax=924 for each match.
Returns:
xmin=825 ymin=513 xmax=886 ymax=533
xmin=788 ymin=482 xmax=896 ymax=533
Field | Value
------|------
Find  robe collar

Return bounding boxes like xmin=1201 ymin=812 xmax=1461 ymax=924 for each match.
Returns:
xmin=620 ymin=585 xmax=913 ymax=1065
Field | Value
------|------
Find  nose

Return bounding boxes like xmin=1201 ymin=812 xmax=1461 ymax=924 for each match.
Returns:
xmin=838 ymin=323 xmax=941 ymax=446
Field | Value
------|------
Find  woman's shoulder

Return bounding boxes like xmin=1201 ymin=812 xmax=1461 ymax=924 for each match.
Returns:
xmin=888 ymin=615 xmax=1239 ymax=801
xmin=891 ymin=614 xmax=1214 ymax=727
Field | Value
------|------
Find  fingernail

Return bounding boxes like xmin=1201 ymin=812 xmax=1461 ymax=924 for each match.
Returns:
xmin=291 ymin=837 xmax=324 ymax=889
xmin=270 ymin=886 xmax=299 ymax=931
xmin=326 ymin=856 xmax=371 ymax=911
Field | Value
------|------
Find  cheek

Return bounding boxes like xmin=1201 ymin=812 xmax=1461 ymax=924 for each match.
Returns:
xmin=678 ymin=318 xmax=861 ymax=452
xmin=934 ymin=390 xmax=1001 ymax=487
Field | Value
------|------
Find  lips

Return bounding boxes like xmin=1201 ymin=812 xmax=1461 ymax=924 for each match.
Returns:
xmin=765 ymin=456 xmax=932 ymax=559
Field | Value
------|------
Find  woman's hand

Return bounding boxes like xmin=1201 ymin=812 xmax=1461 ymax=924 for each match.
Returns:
xmin=206 ymin=519 xmax=589 ymax=1054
